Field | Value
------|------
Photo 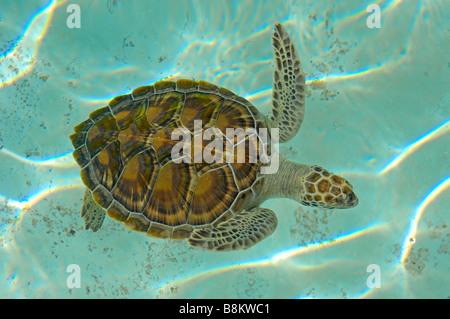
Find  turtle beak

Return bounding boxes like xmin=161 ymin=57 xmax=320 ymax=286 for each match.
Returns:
xmin=331 ymin=177 xmax=359 ymax=208
xmin=338 ymin=187 xmax=358 ymax=208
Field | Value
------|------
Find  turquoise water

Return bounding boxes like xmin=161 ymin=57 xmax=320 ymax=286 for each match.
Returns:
xmin=0 ymin=0 xmax=448 ymax=298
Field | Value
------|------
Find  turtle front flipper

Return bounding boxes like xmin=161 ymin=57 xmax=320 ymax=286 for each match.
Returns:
xmin=269 ymin=23 xmax=306 ymax=143
xmin=188 ymin=208 xmax=278 ymax=251
xmin=81 ymin=188 xmax=106 ymax=232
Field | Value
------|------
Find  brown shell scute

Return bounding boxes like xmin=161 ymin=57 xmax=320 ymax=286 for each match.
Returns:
xmin=180 ymin=92 xmax=224 ymax=131
xmin=144 ymin=161 xmax=196 ymax=226
xmin=188 ymin=165 xmax=239 ymax=225
xmin=147 ymin=92 xmax=183 ymax=127
xmin=111 ymin=148 xmax=159 ymax=213
xmin=91 ymin=139 xmax=123 ymax=191
xmin=71 ymin=79 xmax=267 ymax=238
xmin=86 ymin=116 xmax=119 ymax=158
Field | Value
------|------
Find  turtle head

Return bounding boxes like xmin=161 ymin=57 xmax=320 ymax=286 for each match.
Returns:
xmin=300 ymin=166 xmax=358 ymax=209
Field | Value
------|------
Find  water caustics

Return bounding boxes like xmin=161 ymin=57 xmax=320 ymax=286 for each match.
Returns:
xmin=0 ymin=147 xmax=82 ymax=246
xmin=0 ymin=0 xmax=448 ymax=298
xmin=0 ymin=0 xmax=66 ymax=88
xmin=158 ymin=222 xmax=386 ymax=298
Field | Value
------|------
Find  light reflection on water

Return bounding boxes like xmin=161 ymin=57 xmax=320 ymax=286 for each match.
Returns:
xmin=0 ymin=0 xmax=448 ymax=298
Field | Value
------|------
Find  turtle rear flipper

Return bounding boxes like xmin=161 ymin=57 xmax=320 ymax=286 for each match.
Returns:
xmin=188 ymin=208 xmax=278 ymax=251
xmin=81 ymin=188 xmax=106 ymax=232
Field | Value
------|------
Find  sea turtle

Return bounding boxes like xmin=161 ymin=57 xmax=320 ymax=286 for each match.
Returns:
xmin=70 ymin=23 xmax=358 ymax=251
